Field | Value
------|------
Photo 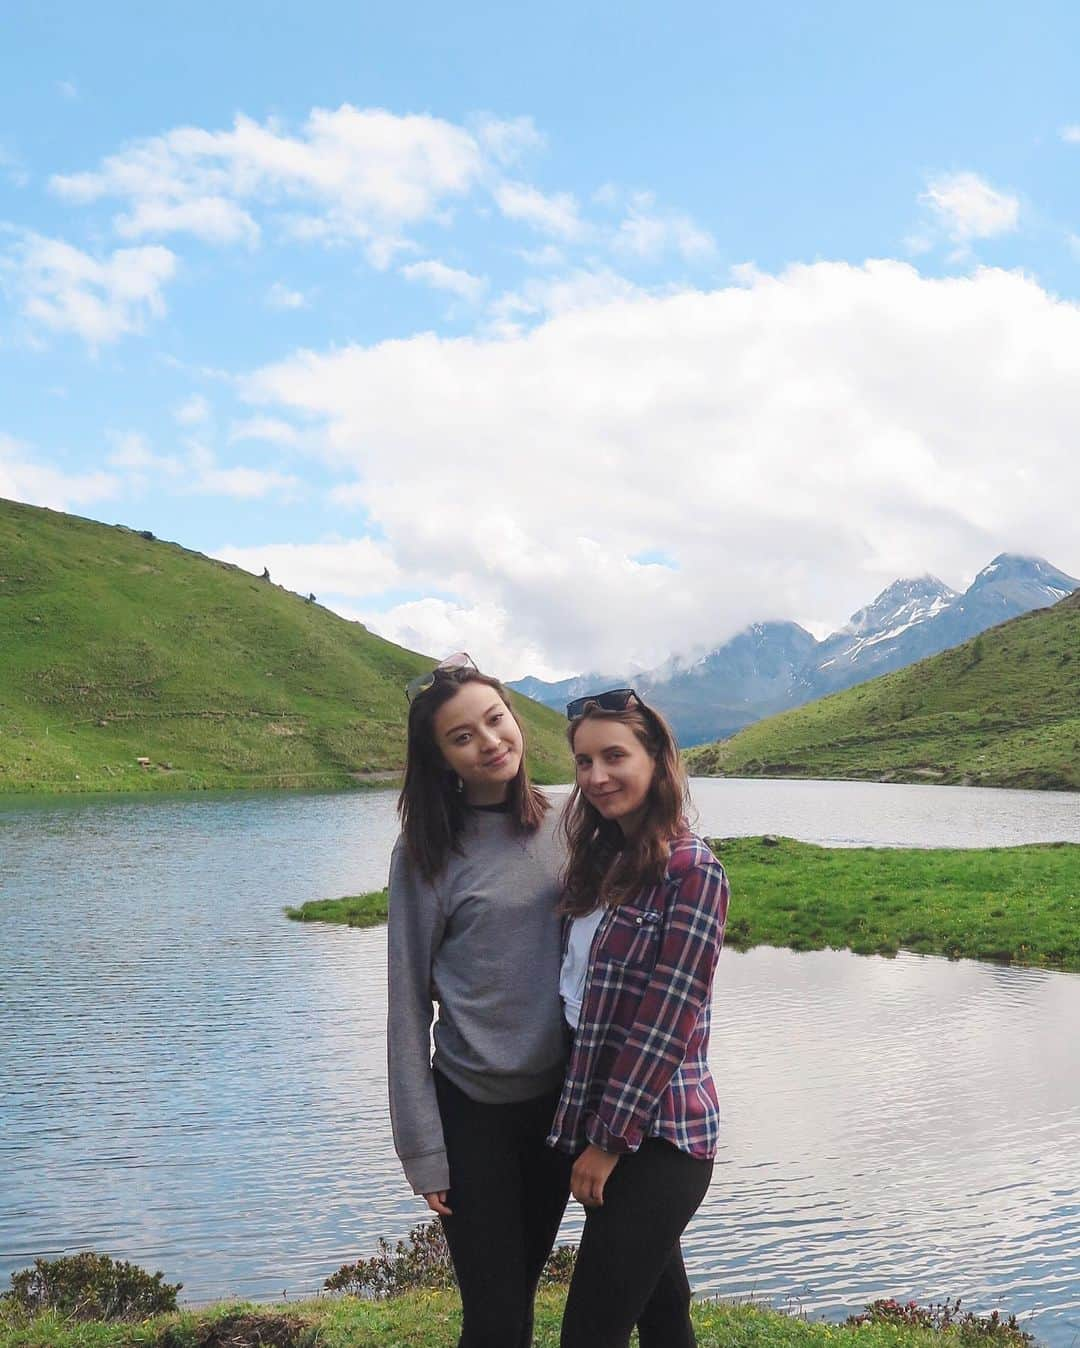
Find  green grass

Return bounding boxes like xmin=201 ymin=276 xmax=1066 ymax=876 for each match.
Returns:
xmin=0 ymin=1289 xmax=1024 ymax=1348
xmin=0 ymin=498 xmax=571 ymax=795
xmin=285 ymin=889 xmax=389 ymax=928
xmin=299 ymin=840 xmax=1080 ymax=972
xmin=710 ymin=836 xmax=1080 ymax=969
xmin=685 ymin=591 xmax=1080 ymax=791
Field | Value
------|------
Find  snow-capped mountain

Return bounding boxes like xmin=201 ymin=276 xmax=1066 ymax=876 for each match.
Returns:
xmin=510 ymin=554 xmax=1079 ymax=746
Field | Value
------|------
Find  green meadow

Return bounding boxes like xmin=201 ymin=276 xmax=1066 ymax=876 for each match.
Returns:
xmin=292 ymin=837 xmax=1080 ymax=973
xmin=0 ymin=498 xmax=569 ymax=794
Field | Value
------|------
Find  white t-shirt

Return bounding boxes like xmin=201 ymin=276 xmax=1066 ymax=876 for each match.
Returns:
xmin=559 ymin=906 xmax=606 ymax=1029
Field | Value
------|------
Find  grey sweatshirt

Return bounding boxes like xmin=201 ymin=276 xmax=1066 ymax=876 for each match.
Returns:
xmin=386 ymin=804 xmax=567 ymax=1195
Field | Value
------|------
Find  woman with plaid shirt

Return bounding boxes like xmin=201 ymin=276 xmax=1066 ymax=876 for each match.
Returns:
xmin=547 ymin=689 xmax=730 ymax=1348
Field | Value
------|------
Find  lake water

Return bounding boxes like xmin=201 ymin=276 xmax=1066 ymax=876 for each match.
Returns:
xmin=1 ymin=779 xmax=1078 ymax=1344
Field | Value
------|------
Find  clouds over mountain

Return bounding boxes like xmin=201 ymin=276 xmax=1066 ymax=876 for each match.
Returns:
xmin=235 ymin=259 xmax=1080 ymax=679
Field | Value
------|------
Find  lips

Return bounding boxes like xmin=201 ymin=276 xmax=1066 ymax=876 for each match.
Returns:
xmin=484 ymin=749 xmax=512 ymax=770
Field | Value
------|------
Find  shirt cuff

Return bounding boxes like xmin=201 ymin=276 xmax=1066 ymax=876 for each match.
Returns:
xmin=585 ymin=1114 xmax=644 ymax=1154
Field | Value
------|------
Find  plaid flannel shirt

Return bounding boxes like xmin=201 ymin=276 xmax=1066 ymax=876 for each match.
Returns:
xmin=547 ymin=828 xmax=729 ymax=1160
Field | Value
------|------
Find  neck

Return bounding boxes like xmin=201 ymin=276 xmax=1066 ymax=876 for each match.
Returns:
xmin=464 ymin=780 xmax=512 ymax=807
xmin=617 ymin=807 xmax=646 ymax=838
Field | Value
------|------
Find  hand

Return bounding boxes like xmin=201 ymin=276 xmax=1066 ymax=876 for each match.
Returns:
xmin=571 ymin=1144 xmax=620 ymax=1208
xmin=423 ymin=1190 xmax=452 ymax=1216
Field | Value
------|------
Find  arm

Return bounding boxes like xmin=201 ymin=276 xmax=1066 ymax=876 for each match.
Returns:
xmin=585 ymin=853 xmax=729 ymax=1154
xmin=386 ymin=840 xmax=451 ymax=1199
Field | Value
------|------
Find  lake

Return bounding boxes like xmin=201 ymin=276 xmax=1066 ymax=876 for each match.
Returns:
xmin=1 ymin=779 xmax=1078 ymax=1344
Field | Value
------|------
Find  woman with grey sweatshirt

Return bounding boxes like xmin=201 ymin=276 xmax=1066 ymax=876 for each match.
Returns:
xmin=387 ymin=654 xmax=572 ymax=1348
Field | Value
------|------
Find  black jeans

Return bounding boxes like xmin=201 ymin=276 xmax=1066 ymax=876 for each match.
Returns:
xmin=434 ymin=1069 xmax=572 ymax=1348
xmin=560 ymin=1138 xmax=714 ymax=1348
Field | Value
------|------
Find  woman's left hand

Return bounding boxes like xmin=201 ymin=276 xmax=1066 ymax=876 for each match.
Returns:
xmin=571 ymin=1144 xmax=620 ymax=1207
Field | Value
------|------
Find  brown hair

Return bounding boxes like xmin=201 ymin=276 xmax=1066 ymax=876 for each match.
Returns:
xmin=398 ymin=668 xmax=549 ymax=882
xmin=560 ymin=699 xmax=688 ymax=915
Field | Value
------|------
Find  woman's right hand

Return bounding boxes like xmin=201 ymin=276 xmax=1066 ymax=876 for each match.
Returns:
xmin=424 ymin=1190 xmax=452 ymax=1216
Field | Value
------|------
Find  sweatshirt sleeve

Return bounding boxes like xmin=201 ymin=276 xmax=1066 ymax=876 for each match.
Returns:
xmin=386 ymin=838 xmax=451 ymax=1195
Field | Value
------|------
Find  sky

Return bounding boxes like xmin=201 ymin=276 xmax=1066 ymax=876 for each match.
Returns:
xmin=3 ymin=0 xmax=1080 ymax=680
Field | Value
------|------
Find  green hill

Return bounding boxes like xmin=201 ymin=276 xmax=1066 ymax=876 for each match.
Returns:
xmin=685 ymin=589 xmax=1080 ymax=790
xmin=0 ymin=497 xmax=571 ymax=794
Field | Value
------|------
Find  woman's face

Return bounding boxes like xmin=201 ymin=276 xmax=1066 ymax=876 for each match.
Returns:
xmin=572 ymin=716 xmax=656 ymax=835
xmin=433 ymin=681 xmax=524 ymax=805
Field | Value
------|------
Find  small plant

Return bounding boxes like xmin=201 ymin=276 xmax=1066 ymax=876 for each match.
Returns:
xmin=2 ymin=1250 xmax=182 ymax=1322
xmin=846 ymin=1297 xmax=1033 ymax=1346
xmin=324 ymin=1220 xmax=454 ymax=1299
xmin=325 ymin=1220 xmax=578 ymax=1299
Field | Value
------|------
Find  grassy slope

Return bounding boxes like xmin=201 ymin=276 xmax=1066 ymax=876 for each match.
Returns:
xmin=686 ymin=592 xmax=1080 ymax=790
xmin=0 ymin=1290 xmax=1013 ymax=1348
xmin=0 ymin=498 xmax=570 ymax=794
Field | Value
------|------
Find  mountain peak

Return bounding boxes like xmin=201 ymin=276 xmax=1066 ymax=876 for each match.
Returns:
xmin=841 ymin=574 xmax=956 ymax=639
xmin=970 ymin=553 xmax=1077 ymax=590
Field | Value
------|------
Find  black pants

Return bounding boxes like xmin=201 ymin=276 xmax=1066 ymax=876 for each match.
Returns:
xmin=435 ymin=1069 xmax=572 ymax=1348
xmin=560 ymin=1138 xmax=714 ymax=1348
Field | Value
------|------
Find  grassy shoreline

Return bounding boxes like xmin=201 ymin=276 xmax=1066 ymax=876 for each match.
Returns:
xmin=0 ymin=1288 xmax=1036 ymax=1348
xmin=290 ymin=837 xmax=1080 ymax=973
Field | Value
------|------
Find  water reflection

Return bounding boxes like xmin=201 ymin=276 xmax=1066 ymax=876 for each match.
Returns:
xmin=1 ymin=784 xmax=1078 ymax=1344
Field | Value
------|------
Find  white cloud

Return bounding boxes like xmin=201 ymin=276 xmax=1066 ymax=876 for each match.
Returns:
xmin=174 ymin=394 xmax=211 ymax=425
xmin=6 ymin=233 xmax=176 ymax=347
xmin=228 ymin=416 xmax=302 ymax=446
xmin=239 ymin=260 xmax=1080 ymax=679
xmin=265 ymin=281 xmax=308 ymax=310
xmin=213 ymin=537 xmax=400 ymax=597
xmin=493 ymin=180 xmax=584 ymax=239
xmin=104 ymin=429 xmax=180 ymax=473
xmin=115 ymin=196 xmax=260 ymax=246
xmin=0 ymin=432 xmax=117 ymax=510
xmin=612 ymin=194 xmax=716 ymax=262
xmin=56 ymin=80 xmax=78 ymax=100
xmin=920 ymin=172 xmax=1020 ymax=241
xmin=473 ymin=114 xmax=545 ymax=165
xmin=401 ymin=258 xmax=487 ymax=302
xmin=50 ymin=105 xmax=488 ymax=254
xmin=1060 ymin=125 xmax=1080 ymax=143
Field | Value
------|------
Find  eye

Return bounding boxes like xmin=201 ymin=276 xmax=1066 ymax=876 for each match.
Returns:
xmin=453 ymin=733 xmax=471 ymax=746
xmin=489 ymin=713 xmax=504 ymax=725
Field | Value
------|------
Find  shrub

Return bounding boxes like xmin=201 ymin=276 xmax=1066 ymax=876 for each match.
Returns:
xmin=2 ymin=1250 xmax=182 ymax=1321
xmin=325 ymin=1220 xmax=577 ymax=1299
xmin=846 ymin=1297 xmax=1033 ymax=1346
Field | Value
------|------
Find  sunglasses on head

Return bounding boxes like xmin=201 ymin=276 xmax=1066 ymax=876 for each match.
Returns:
xmin=405 ymin=651 xmax=478 ymax=703
xmin=565 ymin=687 xmax=642 ymax=720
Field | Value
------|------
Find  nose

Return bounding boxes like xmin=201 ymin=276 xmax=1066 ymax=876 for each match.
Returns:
xmin=587 ymin=763 xmax=609 ymax=787
xmin=480 ymin=725 xmax=501 ymax=749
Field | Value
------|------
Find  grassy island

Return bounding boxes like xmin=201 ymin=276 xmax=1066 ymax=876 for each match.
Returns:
xmin=0 ymin=1287 xmax=1037 ymax=1348
xmin=285 ymin=889 xmax=389 ymax=928
xmin=289 ymin=838 xmax=1080 ymax=972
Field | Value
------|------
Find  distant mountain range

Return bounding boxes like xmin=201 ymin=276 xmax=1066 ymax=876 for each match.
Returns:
xmin=510 ymin=553 xmax=1080 ymax=746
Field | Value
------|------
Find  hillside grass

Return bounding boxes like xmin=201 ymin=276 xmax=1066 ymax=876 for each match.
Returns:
xmin=283 ymin=837 xmax=1080 ymax=972
xmin=0 ymin=499 xmax=571 ymax=794
xmin=0 ymin=1289 xmax=1028 ymax=1348
xmin=685 ymin=593 xmax=1080 ymax=791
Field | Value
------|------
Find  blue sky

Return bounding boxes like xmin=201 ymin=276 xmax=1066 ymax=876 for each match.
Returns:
xmin=3 ymin=1 xmax=1080 ymax=677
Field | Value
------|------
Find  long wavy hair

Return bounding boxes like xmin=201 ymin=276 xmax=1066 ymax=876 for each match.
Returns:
xmin=560 ymin=699 xmax=688 ymax=915
xmin=398 ymin=668 xmax=549 ymax=882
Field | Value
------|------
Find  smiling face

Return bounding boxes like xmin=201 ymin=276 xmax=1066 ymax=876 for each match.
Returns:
xmin=571 ymin=715 xmax=656 ymax=836
xmin=433 ymin=680 xmax=525 ymax=805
